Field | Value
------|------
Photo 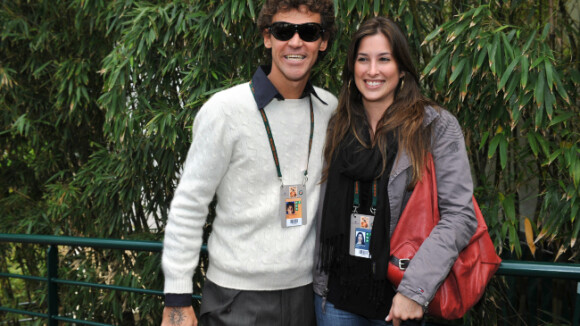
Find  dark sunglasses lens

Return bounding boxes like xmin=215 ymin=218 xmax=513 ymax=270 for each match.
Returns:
xmin=271 ymin=23 xmax=295 ymax=41
xmin=298 ymin=24 xmax=322 ymax=42
xmin=270 ymin=23 xmax=322 ymax=42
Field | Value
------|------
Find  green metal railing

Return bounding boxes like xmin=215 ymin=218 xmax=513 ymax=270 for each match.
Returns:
xmin=1 ymin=233 xmax=580 ymax=325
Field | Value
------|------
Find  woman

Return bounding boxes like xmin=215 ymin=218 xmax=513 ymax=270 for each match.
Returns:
xmin=356 ymin=232 xmax=365 ymax=245
xmin=313 ymin=17 xmax=477 ymax=325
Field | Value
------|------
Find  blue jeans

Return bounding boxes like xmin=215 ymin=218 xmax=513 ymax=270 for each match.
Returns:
xmin=314 ymin=294 xmax=388 ymax=326
xmin=314 ymin=294 xmax=425 ymax=326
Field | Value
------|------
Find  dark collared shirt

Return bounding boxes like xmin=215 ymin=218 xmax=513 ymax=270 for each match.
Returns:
xmin=250 ymin=65 xmax=327 ymax=109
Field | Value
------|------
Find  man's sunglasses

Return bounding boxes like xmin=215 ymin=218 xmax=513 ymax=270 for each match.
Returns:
xmin=268 ymin=22 xmax=324 ymax=42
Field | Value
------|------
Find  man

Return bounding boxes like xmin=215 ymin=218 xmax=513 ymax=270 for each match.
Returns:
xmin=161 ymin=1 xmax=336 ymax=325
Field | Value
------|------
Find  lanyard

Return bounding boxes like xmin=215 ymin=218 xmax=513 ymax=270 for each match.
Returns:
xmin=353 ymin=180 xmax=377 ymax=215
xmin=250 ymin=83 xmax=314 ymax=186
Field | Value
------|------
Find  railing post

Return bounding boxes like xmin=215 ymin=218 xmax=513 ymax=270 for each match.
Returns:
xmin=574 ymin=282 xmax=580 ymax=326
xmin=47 ymin=245 xmax=58 ymax=326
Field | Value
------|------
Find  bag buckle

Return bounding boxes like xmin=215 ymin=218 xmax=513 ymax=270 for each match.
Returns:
xmin=399 ymin=258 xmax=410 ymax=271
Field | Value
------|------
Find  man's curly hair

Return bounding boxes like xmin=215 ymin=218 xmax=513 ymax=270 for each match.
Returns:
xmin=257 ymin=0 xmax=336 ymax=47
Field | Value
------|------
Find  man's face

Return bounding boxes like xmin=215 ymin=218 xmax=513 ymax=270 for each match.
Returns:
xmin=263 ymin=5 xmax=328 ymax=96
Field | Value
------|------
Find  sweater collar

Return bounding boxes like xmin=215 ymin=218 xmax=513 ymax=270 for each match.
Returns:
xmin=250 ymin=65 xmax=327 ymax=109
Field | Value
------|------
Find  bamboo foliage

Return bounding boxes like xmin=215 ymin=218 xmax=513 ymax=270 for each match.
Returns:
xmin=421 ymin=4 xmax=579 ymax=259
xmin=1 ymin=0 xmax=578 ymax=324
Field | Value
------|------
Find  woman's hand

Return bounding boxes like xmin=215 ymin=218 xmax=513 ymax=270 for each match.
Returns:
xmin=161 ymin=306 xmax=197 ymax=326
xmin=385 ymin=292 xmax=424 ymax=326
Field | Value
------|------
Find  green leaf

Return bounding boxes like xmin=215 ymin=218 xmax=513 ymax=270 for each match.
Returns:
xmin=499 ymin=136 xmax=508 ymax=169
xmin=424 ymin=26 xmax=442 ymax=43
xmin=520 ymin=55 xmax=529 ymax=89
xmin=460 ymin=61 xmax=472 ymax=99
xmin=518 ymin=92 xmax=533 ymax=110
xmin=502 ymin=194 xmax=516 ymax=222
xmin=397 ymin=0 xmax=407 ymax=16
xmin=530 ymin=56 xmax=544 ymax=69
xmin=500 ymin=32 xmax=515 ymax=60
xmin=552 ymin=69 xmax=571 ymax=104
xmin=347 ymin=0 xmax=357 ymax=15
xmin=422 ymin=47 xmax=449 ymax=76
xmin=544 ymin=149 xmax=561 ymax=166
xmin=544 ymin=83 xmax=555 ymax=119
xmin=473 ymin=5 xmax=486 ymax=18
xmin=447 ymin=20 xmax=470 ymax=42
xmin=574 ymin=157 xmax=580 ymax=188
xmin=522 ymin=30 xmax=537 ymax=52
xmin=436 ymin=55 xmax=449 ymax=90
xmin=534 ymin=132 xmax=550 ymax=157
xmin=511 ymin=102 xmax=521 ymax=125
xmin=450 ymin=58 xmax=467 ymax=83
xmin=534 ymin=69 xmax=545 ymax=108
xmin=488 ymin=134 xmax=501 ymax=158
xmin=475 ymin=47 xmax=487 ymax=70
xmin=32 ymin=61 xmax=52 ymax=78
xmin=544 ymin=60 xmax=554 ymax=91
xmin=362 ymin=0 xmax=369 ymax=16
xmin=540 ymin=23 xmax=551 ymax=41
xmin=571 ymin=214 xmax=580 ymax=247
xmin=504 ymin=71 xmax=519 ymax=101
xmin=535 ymin=103 xmax=544 ymax=129
xmin=247 ymin=0 xmax=255 ymax=18
xmin=501 ymin=222 xmax=509 ymax=240
xmin=489 ymin=34 xmax=500 ymax=75
xmin=527 ymin=132 xmax=539 ymax=157
xmin=498 ymin=56 xmax=520 ymax=91
xmin=492 ymin=25 xmax=511 ymax=33
xmin=479 ymin=131 xmax=490 ymax=151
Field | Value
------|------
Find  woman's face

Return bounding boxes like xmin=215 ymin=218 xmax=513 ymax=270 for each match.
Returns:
xmin=357 ymin=233 xmax=364 ymax=243
xmin=354 ymin=33 xmax=402 ymax=110
xmin=287 ymin=205 xmax=294 ymax=214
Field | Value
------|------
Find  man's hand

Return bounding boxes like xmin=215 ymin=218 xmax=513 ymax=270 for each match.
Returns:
xmin=385 ymin=293 xmax=424 ymax=326
xmin=161 ymin=306 xmax=197 ymax=326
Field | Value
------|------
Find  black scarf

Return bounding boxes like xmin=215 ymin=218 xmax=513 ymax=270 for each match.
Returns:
xmin=319 ymin=127 xmax=398 ymax=318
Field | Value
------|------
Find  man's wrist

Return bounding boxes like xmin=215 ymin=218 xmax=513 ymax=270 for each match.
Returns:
xmin=165 ymin=293 xmax=193 ymax=307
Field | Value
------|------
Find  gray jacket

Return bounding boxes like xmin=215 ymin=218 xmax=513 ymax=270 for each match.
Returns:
xmin=313 ymin=106 xmax=478 ymax=309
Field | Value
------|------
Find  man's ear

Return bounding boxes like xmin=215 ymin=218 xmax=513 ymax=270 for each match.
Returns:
xmin=319 ymin=38 xmax=328 ymax=52
xmin=263 ymin=29 xmax=272 ymax=49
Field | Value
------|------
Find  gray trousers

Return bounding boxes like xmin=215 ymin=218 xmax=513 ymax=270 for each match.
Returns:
xmin=199 ymin=279 xmax=315 ymax=326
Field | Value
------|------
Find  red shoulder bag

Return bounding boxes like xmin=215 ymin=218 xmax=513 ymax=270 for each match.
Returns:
xmin=387 ymin=154 xmax=501 ymax=320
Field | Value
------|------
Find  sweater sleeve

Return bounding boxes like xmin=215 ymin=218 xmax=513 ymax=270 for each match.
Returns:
xmin=162 ymin=96 xmax=235 ymax=298
xmin=396 ymin=109 xmax=478 ymax=307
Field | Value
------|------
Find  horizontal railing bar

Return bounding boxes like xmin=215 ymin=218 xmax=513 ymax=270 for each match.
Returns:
xmin=53 ymin=278 xmax=163 ymax=296
xmin=0 ymin=272 xmax=45 ymax=282
xmin=0 ymin=306 xmax=48 ymax=318
xmin=53 ymin=278 xmax=202 ymax=300
xmin=0 ymin=233 xmax=162 ymax=252
xmin=0 ymin=233 xmax=208 ymax=253
xmin=497 ymin=260 xmax=580 ymax=280
xmin=53 ymin=315 xmax=112 ymax=326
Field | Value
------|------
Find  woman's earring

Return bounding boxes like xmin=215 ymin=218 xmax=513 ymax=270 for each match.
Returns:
xmin=399 ymin=77 xmax=405 ymax=91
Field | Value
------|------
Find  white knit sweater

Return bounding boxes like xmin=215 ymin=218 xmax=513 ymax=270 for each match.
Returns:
xmin=162 ymin=82 xmax=337 ymax=294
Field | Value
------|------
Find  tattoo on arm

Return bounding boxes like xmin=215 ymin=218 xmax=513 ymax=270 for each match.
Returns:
xmin=169 ymin=307 xmax=185 ymax=325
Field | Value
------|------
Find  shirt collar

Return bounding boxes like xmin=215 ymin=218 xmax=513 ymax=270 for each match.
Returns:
xmin=250 ymin=65 xmax=327 ymax=109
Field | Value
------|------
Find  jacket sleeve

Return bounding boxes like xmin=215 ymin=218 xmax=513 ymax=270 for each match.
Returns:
xmin=396 ymin=109 xmax=478 ymax=307
xmin=161 ymin=96 xmax=235 ymax=298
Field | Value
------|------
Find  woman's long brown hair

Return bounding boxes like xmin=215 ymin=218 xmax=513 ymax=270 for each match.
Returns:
xmin=323 ymin=16 xmax=437 ymax=186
